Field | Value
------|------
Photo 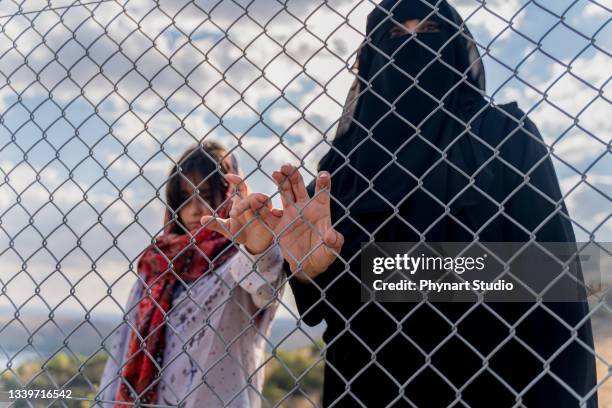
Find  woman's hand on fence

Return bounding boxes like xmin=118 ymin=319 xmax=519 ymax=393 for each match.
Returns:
xmin=270 ymin=164 xmax=344 ymax=282
xmin=200 ymin=174 xmax=279 ymax=255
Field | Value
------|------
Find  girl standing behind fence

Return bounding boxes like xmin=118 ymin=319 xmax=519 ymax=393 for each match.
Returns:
xmin=97 ymin=141 xmax=284 ymax=407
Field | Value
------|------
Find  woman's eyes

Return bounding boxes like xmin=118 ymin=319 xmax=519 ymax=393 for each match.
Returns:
xmin=388 ymin=21 xmax=440 ymax=38
xmin=420 ymin=22 xmax=440 ymax=32
xmin=181 ymin=192 xmax=211 ymax=203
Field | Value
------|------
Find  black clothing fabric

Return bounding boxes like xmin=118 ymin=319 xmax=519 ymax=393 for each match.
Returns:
xmin=286 ymin=101 xmax=598 ymax=407
xmin=284 ymin=1 xmax=597 ymax=407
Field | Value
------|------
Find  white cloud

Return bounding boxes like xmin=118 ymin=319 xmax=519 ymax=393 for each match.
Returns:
xmin=560 ymin=173 xmax=612 ymax=240
xmin=453 ymin=0 xmax=527 ymax=39
xmin=500 ymin=51 xmax=611 ymax=167
xmin=583 ymin=1 xmax=612 ymax=17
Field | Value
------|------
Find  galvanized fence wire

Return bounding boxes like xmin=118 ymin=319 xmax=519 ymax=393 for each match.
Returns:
xmin=0 ymin=0 xmax=610 ymax=407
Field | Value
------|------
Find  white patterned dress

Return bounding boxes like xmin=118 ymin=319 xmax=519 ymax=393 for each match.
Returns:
xmin=96 ymin=244 xmax=284 ymax=407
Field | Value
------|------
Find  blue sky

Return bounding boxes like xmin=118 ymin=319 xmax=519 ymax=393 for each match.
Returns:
xmin=0 ymin=0 xmax=609 ymax=319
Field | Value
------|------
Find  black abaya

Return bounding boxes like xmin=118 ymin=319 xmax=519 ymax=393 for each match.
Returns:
xmin=283 ymin=1 xmax=597 ymax=406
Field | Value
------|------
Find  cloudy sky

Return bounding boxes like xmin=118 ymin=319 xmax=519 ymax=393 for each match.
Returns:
xmin=0 ymin=0 xmax=609 ymax=322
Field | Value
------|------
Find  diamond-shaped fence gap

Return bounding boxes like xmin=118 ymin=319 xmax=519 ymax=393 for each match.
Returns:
xmin=6 ymin=62 xmax=38 ymax=95
xmin=514 ymin=2 xmax=561 ymax=40
xmin=168 ymin=2 xmax=205 ymax=32
xmin=4 ymin=273 xmax=41 ymax=312
xmin=0 ymin=40 xmax=27 ymax=72
xmin=302 ymin=92 xmax=346 ymax=136
xmin=572 ymin=3 xmax=612 ymax=39
xmin=562 ymin=179 xmax=611 ymax=232
xmin=11 ymin=122 xmax=46 ymax=157
xmin=104 ymin=271 xmax=138 ymax=312
xmin=129 ymin=90 xmax=167 ymax=121
xmin=270 ymin=314 xmax=326 ymax=348
xmin=206 ymin=35 xmax=245 ymax=72
xmin=72 ymin=19 xmax=107 ymax=53
xmin=224 ymin=57 xmax=265 ymax=95
xmin=93 ymin=245 xmax=137 ymax=283
xmin=263 ymin=346 xmax=326 ymax=406
xmin=546 ymin=73 xmax=600 ymax=120
xmin=225 ymin=14 xmax=267 ymax=50
xmin=0 ymin=313 xmax=36 ymax=347
xmin=264 ymin=94 xmax=303 ymax=129
xmin=137 ymin=153 xmax=174 ymax=185
xmin=244 ymin=0 xmax=286 ymax=27
xmin=1 ymin=13 xmax=35 ymax=40
xmin=109 ymin=111 xmax=150 ymax=147
xmin=575 ymin=95 xmax=611 ymax=142
xmin=85 ymin=45 xmax=120 ymax=81
xmin=2 ymin=162 xmax=32 ymax=197
xmin=9 ymin=24 xmax=45 ymax=60
xmin=2 ymin=202 xmax=35 ymax=239
xmin=551 ymin=130 xmax=609 ymax=175
xmin=54 ymin=32 xmax=89 ymax=71
xmin=543 ymin=20 xmax=596 ymax=59
xmin=33 ymin=56 xmax=67 ymax=93
xmin=28 ymin=254 xmax=68 ymax=295
xmin=145 ymin=64 xmax=186 ymax=103
xmin=96 ymin=53 xmax=135 ymax=93
xmin=167 ymin=45 xmax=209 ymax=82
xmin=113 ymin=68 xmax=151 ymax=103
xmin=203 ymin=2 xmax=247 ymax=33
xmin=587 ymin=158 xmax=612 ymax=194
xmin=164 ymin=88 xmax=202 ymax=121
xmin=29 ymin=318 xmax=72 ymax=357
xmin=204 ymin=82 xmax=244 ymax=120
xmin=77 ymin=216 xmax=117 ymax=256
xmin=94 ymin=14 xmax=135 ymax=48
xmin=263 ymin=10 xmax=304 ymax=43
xmin=281 ymin=32 xmax=324 ymax=70
xmin=1 ymin=345 xmax=51 ymax=383
xmin=69 ymin=57 xmax=102 ymax=92
xmin=59 ymin=103 xmax=97 ymax=138
xmin=236 ymin=129 xmax=286 ymax=164
xmin=50 ymin=74 xmax=84 ymax=105
xmin=30 ymin=97 xmax=65 ymax=132
xmin=147 ymin=110 xmax=188 ymax=144
xmin=55 ymin=142 xmax=96 ymax=179
xmin=27 ymin=52 xmax=62 ymax=86
xmin=113 ymin=225 xmax=154 ymax=263
xmin=0 ymin=100 xmax=34 ymax=134
xmin=41 ymin=112 xmax=85 ymax=149
xmin=174 ymin=106 xmax=213 ymax=138
xmin=307 ymin=4 xmax=350 ymax=41
xmin=139 ymin=9 xmax=177 ymax=44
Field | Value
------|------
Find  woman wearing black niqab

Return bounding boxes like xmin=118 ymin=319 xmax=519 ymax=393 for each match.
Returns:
xmin=282 ymin=0 xmax=598 ymax=406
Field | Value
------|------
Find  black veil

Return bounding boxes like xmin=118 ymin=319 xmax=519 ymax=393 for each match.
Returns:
xmin=315 ymin=0 xmax=492 ymax=221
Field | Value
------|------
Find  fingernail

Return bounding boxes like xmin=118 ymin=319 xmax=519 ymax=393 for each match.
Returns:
xmin=319 ymin=171 xmax=330 ymax=179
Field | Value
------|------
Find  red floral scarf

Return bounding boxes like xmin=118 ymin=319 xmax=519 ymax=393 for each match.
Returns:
xmin=115 ymin=200 xmax=237 ymax=406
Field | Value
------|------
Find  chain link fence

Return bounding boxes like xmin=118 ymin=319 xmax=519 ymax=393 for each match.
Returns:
xmin=0 ymin=0 xmax=610 ymax=407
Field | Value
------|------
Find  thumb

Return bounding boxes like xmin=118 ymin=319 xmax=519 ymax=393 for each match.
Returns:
xmin=323 ymin=228 xmax=344 ymax=255
xmin=200 ymin=215 xmax=232 ymax=238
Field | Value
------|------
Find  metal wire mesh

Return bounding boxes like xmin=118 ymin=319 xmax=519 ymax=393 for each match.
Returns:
xmin=0 ymin=0 xmax=610 ymax=407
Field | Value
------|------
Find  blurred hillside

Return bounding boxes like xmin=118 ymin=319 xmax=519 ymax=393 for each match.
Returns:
xmin=0 ymin=342 xmax=324 ymax=408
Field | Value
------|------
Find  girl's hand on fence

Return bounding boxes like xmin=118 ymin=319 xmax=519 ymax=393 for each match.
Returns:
xmin=270 ymin=164 xmax=344 ymax=282
xmin=200 ymin=174 xmax=278 ymax=255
